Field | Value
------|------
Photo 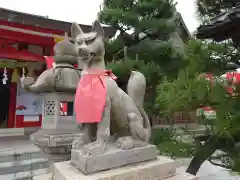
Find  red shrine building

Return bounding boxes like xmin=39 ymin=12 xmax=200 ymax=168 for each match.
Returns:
xmin=0 ymin=8 xmax=115 ymax=130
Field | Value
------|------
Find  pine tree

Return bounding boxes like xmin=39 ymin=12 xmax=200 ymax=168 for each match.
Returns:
xmin=156 ymin=39 xmax=240 ymax=175
xmin=99 ymin=0 xmax=185 ymax=114
xmin=99 ymin=0 xmax=182 ymax=70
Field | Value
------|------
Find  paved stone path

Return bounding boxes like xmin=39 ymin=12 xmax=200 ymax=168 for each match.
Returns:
xmin=177 ymin=158 xmax=240 ymax=180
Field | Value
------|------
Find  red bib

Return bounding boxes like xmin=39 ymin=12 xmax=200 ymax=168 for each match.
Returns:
xmin=74 ymin=70 xmax=116 ymax=123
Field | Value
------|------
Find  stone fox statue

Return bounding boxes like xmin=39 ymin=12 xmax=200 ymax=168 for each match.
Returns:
xmin=72 ymin=20 xmax=151 ymax=155
xmin=22 ymin=40 xmax=81 ymax=93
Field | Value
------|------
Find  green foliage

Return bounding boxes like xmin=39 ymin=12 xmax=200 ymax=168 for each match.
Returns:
xmin=151 ymin=128 xmax=196 ymax=158
xmin=155 ymin=38 xmax=240 ymax=172
xmin=127 ymin=41 xmax=185 ymax=74
xmin=101 ymin=0 xmax=186 ymax=115
xmin=158 ymin=141 xmax=196 ymax=158
xmin=155 ymin=39 xmax=240 ymax=135
xmin=151 ymin=128 xmax=176 ymax=145
xmin=101 ymin=0 xmax=176 ymax=33
xmin=100 ymin=0 xmax=182 ymax=68
xmin=156 ymin=72 xmax=211 ymax=117
xmin=107 ymin=59 xmax=162 ymax=113
xmin=184 ymin=40 xmax=233 ymax=75
xmin=180 ymin=0 xmax=240 ymax=174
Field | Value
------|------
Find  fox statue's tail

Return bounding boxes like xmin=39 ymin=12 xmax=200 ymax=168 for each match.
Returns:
xmin=127 ymin=71 xmax=151 ymax=142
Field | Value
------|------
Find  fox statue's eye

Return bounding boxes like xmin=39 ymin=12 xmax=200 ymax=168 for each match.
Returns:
xmin=77 ymin=40 xmax=84 ymax=45
xmin=69 ymin=40 xmax=75 ymax=44
xmin=85 ymin=38 xmax=95 ymax=45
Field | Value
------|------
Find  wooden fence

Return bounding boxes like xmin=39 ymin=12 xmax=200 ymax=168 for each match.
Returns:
xmin=151 ymin=111 xmax=198 ymax=126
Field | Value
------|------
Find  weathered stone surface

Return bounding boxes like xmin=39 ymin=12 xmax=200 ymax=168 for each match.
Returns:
xmin=23 ymin=40 xmax=81 ymax=93
xmin=33 ymin=173 xmax=52 ymax=180
xmin=53 ymin=156 xmax=177 ymax=180
xmin=71 ymin=144 xmax=158 ymax=174
xmin=0 ymin=128 xmax=24 ymax=137
xmin=0 ymin=158 xmax=49 ymax=175
xmin=31 ymin=130 xmax=82 ymax=147
xmin=34 ymin=172 xmax=198 ymax=180
xmin=167 ymin=173 xmax=198 ymax=180
xmin=0 ymin=168 xmax=50 ymax=180
xmin=31 ymin=130 xmax=82 ymax=162
xmin=30 ymin=92 xmax=82 ymax=163
xmin=40 ymin=93 xmax=77 ymax=130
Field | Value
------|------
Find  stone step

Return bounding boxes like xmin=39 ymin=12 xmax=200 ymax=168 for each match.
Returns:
xmin=0 ymin=128 xmax=24 ymax=137
xmin=165 ymin=173 xmax=198 ymax=180
xmin=0 ymin=145 xmax=50 ymax=179
xmin=33 ymin=173 xmax=52 ymax=180
xmin=0 ymin=158 xmax=49 ymax=175
xmin=0 ymin=146 xmax=43 ymax=162
xmin=0 ymin=168 xmax=50 ymax=180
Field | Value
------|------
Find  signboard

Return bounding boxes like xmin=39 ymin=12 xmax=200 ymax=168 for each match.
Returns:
xmin=197 ymin=106 xmax=216 ymax=120
xmin=16 ymin=85 xmax=42 ymax=115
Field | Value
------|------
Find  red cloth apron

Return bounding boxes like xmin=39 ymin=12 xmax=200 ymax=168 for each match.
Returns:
xmin=74 ymin=70 xmax=117 ymax=123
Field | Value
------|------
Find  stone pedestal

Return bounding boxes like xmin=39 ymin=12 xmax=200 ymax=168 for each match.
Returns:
xmin=52 ymin=156 xmax=198 ymax=180
xmin=31 ymin=92 xmax=81 ymax=163
xmin=71 ymin=144 xmax=158 ymax=174
xmin=31 ymin=129 xmax=82 ymax=163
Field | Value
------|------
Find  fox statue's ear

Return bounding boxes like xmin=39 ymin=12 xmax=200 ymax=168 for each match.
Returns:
xmin=92 ymin=20 xmax=104 ymax=37
xmin=71 ymin=22 xmax=83 ymax=40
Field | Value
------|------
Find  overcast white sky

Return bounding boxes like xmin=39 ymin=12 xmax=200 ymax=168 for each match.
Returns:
xmin=0 ymin=0 xmax=199 ymax=33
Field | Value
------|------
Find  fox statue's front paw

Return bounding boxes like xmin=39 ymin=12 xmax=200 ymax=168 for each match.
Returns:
xmin=22 ymin=77 xmax=35 ymax=88
xmin=116 ymin=136 xmax=134 ymax=150
xmin=82 ymin=141 xmax=106 ymax=155
xmin=116 ymin=136 xmax=148 ymax=150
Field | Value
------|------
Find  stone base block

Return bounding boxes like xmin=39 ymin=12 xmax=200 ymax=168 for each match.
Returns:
xmin=53 ymin=156 xmax=177 ymax=180
xmin=31 ymin=129 xmax=82 ymax=162
xmin=31 ymin=129 xmax=82 ymax=147
xmin=40 ymin=147 xmax=71 ymax=163
xmin=71 ymin=144 xmax=158 ymax=174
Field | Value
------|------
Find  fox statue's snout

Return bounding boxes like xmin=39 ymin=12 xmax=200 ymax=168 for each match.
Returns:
xmin=75 ymin=44 xmax=91 ymax=61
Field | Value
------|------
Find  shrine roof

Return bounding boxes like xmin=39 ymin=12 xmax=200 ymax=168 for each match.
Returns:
xmin=196 ymin=6 xmax=240 ymax=41
xmin=175 ymin=12 xmax=191 ymax=41
xmin=0 ymin=7 xmax=116 ymax=38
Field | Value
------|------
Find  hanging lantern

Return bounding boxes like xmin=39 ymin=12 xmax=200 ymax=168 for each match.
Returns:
xmin=2 ymin=67 xmax=8 ymax=85
xmin=20 ymin=67 xmax=26 ymax=88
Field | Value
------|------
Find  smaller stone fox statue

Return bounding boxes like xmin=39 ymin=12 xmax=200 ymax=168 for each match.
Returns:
xmin=23 ymin=39 xmax=81 ymax=93
xmin=72 ymin=20 xmax=151 ymax=155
